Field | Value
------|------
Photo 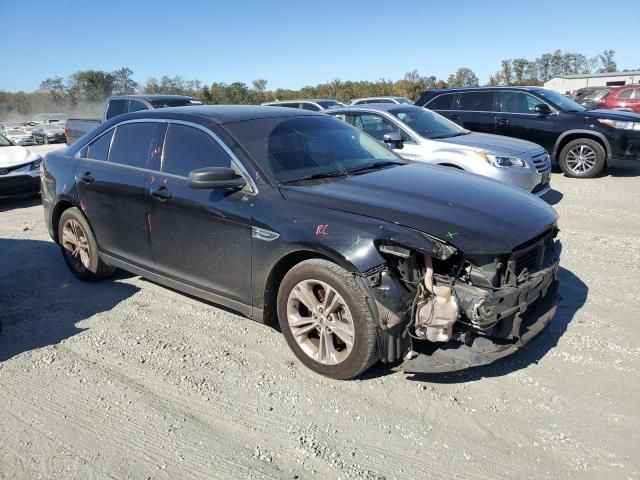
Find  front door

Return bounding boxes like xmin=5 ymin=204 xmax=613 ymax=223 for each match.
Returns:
xmin=495 ymin=91 xmax=557 ymax=152
xmin=148 ymin=122 xmax=253 ymax=305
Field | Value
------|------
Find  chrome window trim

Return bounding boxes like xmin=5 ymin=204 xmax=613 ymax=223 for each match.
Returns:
xmin=425 ymin=90 xmax=557 ymax=115
xmin=74 ymin=118 xmax=257 ymax=194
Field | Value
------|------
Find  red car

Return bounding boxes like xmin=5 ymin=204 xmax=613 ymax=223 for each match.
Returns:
xmin=597 ymin=85 xmax=640 ymax=113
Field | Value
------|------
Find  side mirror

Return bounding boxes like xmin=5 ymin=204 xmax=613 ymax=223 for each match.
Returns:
xmin=188 ymin=167 xmax=246 ymax=190
xmin=533 ymin=103 xmax=552 ymax=115
xmin=383 ymin=131 xmax=404 ymax=149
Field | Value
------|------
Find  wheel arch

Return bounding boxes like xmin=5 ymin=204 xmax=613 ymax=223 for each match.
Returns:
xmin=51 ymin=199 xmax=76 ymax=243
xmin=552 ymin=130 xmax=611 ymax=162
xmin=261 ymin=249 xmax=357 ymax=326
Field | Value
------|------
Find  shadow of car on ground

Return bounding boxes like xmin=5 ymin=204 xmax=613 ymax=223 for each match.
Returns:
xmin=0 ymin=238 xmax=139 ymax=363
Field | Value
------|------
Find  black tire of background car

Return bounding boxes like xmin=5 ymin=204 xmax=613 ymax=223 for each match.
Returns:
xmin=277 ymin=259 xmax=379 ymax=379
xmin=559 ymin=138 xmax=606 ymax=179
xmin=58 ymin=207 xmax=116 ymax=281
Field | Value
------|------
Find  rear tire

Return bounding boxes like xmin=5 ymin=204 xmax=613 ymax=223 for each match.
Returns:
xmin=277 ymin=259 xmax=378 ymax=379
xmin=559 ymin=138 xmax=606 ymax=178
xmin=58 ymin=207 xmax=115 ymax=281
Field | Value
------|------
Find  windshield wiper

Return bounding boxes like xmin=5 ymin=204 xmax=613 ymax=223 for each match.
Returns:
xmin=344 ymin=160 xmax=404 ymax=175
xmin=281 ymin=170 xmax=348 ymax=184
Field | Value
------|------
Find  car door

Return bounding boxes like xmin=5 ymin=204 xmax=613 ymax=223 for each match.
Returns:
xmin=147 ymin=122 xmax=253 ymax=305
xmin=628 ymin=88 xmax=640 ymax=113
xmin=456 ymin=90 xmax=497 ymax=134
xmin=495 ymin=91 xmax=557 ymax=152
xmin=348 ymin=112 xmax=421 ymax=160
xmin=423 ymin=93 xmax=458 ymax=123
xmin=75 ymin=121 xmax=161 ymax=269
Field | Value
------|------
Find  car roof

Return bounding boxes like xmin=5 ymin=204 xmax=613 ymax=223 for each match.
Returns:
xmin=110 ymin=94 xmax=197 ymax=101
xmin=329 ymin=104 xmax=420 ymax=113
xmin=263 ymin=99 xmax=337 ymax=104
xmin=352 ymin=96 xmax=406 ymax=100
xmin=118 ymin=105 xmax=324 ymax=125
xmin=422 ymin=86 xmax=545 ymax=94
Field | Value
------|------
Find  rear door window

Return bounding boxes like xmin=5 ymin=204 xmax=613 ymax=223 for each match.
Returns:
xmin=301 ymin=103 xmax=321 ymax=111
xmin=162 ymin=124 xmax=232 ymax=177
xmin=105 ymin=99 xmax=127 ymax=119
xmin=108 ymin=122 xmax=157 ymax=169
xmin=426 ymin=93 xmax=455 ymax=110
xmin=458 ymin=91 xmax=494 ymax=112
xmin=632 ymin=89 xmax=640 ymax=99
xmin=85 ymin=129 xmax=114 ymax=161
xmin=617 ymin=89 xmax=633 ymax=99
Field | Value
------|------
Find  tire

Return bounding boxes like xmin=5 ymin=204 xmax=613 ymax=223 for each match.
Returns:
xmin=559 ymin=138 xmax=606 ymax=178
xmin=58 ymin=207 xmax=115 ymax=281
xmin=277 ymin=259 xmax=378 ymax=379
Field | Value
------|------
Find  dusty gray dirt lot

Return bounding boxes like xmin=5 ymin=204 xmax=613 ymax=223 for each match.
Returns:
xmin=1 ymin=145 xmax=639 ymax=479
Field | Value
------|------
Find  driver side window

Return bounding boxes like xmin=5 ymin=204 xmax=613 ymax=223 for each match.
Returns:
xmin=500 ymin=92 xmax=543 ymax=114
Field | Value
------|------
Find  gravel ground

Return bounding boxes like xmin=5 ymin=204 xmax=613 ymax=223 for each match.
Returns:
xmin=1 ymin=145 xmax=639 ymax=480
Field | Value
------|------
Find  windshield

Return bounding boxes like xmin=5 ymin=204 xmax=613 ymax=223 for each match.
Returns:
xmin=0 ymin=134 xmax=12 ymax=146
xmin=389 ymin=107 xmax=467 ymax=139
xmin=537 ymin=89 xmax=586 ymax=112
xmin=150 ymin=98 xmax=204 ymax=108
xmin=225 ymin=115 xmax=406 ymax=183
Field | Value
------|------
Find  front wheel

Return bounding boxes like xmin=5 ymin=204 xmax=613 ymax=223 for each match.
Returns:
xmin=277 ymin=259 xmax=378 ymax=379
xmin=559 ymin=139 xmax=606 ymax=178
xmin=58 ymin=207 xmax=115 ymax=281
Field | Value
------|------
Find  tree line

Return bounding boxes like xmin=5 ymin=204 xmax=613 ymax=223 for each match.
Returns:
xmin=0 ymin=49 xmax=632 ymax=120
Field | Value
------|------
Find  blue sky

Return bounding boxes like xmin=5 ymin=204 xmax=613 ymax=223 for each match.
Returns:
xmin=1 ymin=0 xmax=638 ymax=92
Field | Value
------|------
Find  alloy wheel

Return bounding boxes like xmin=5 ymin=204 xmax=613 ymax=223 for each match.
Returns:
xmin=61 ymin=219 xmax=91 ymax=272
xmin=565 ymin=145 xmax=597 ymax=174
xmin=286 ymin=279 xmax=355 ymax=365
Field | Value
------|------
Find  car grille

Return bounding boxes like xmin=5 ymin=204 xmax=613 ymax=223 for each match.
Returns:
xmin=0 ymin=162 xmax=31 ymax=174
xmin=507 ymin=230 xmax=556 ymax=281
xmin=0 ymin=175 xmax=40 ymax=195
xmin=531 ymin=152 xmax=551 ymax=173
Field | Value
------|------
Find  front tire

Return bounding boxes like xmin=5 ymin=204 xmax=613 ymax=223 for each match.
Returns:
xmin=58 ymin=207 xmax=115 ymax=281
xmin=277 ymin=259 xmax=378 ymax=379
xmin=559 ymin=138 xmax=606 ymax=178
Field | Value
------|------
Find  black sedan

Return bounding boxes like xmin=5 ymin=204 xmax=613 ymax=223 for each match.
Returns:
xmin=41 ymin=106 xmax=561 ymax=379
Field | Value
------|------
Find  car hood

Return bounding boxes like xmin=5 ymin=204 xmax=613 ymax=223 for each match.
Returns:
xmin=433 ymin=132 xmax=543 ymax=156
xmin=577 ymin=109 xmax=640 ymax=121
xmin=0 ymin=146 xmax=38 ymax=167
xmin=280 ymin=163 xmax=557 ymax=254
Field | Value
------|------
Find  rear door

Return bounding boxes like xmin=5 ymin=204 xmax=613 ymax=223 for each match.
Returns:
xmin=495 ymin=91 xmax=557 ymax=152
xmin=75 ymin=121 xmax=161 ymax=269
xmin=455 ymin=90 xmax=497 ymax=134
xmin=423 ymin=93 xmax=460 ymax=124
xmin=148 ymin=122 xmax=253 ymax=305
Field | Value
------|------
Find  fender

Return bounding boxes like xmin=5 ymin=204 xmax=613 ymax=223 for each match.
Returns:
xmin=552 ymin=129 xmax=612 ymax=160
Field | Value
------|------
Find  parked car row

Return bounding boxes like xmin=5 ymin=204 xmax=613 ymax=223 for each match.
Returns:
xmin=42 ymin=105 xmax=561 ymax=379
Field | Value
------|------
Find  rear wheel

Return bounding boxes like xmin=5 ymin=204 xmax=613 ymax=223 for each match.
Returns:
xmin=277 ymin=259 xmax=378 ymax=379
xmin=58 ymin=207 xmax=115 ymax=281
xmin=559 ymin=138 xmax=606 ymax=178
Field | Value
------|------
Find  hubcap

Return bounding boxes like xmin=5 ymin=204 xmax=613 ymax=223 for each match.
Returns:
xmin=61 ymin=219 xmax=90 ymax=271
xmin=565 ymin=145 xmax=597 ymax=174
xmin=286 ymin=279 xmax=355 ymax=365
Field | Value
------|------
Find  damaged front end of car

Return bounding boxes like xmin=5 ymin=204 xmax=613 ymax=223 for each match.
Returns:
xmin=359 ymin=228 xmax=561 ymax=373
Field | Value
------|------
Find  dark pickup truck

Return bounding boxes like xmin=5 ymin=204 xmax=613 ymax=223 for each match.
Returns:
xmin=65 ymin=94 xmax=204 ymax=145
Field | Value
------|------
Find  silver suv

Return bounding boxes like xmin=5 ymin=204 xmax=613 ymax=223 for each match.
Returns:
xmin=328 ymin=104 xmax=551 ymax=196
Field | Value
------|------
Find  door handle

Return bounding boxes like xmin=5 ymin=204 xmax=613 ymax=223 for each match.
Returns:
xmin=79 ymin=171 xmax=94 ymax=183
xmin=497 ymin=118 xmax=510 ymax=126
xmin=150 ymin=186 xmax=172 ymax=201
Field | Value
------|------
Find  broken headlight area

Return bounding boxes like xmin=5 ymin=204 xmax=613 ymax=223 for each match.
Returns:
xmin=367 ymin=229 xmax=561 ymax=371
